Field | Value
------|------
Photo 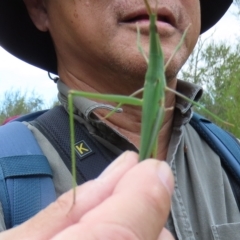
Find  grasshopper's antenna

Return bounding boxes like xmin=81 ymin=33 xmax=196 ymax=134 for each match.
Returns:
xmin=136 ymin=22 xmax=149 ymax=64
xmin=164 ymin=24 xmax=191 ymax=71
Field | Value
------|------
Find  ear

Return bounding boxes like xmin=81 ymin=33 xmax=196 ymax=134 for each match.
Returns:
xmin=23 ymin=0 xmax=49 ymax=32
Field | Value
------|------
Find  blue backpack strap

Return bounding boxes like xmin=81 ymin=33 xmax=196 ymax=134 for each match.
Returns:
xmin=0 ymin=121 xmax=56 ymax=229
xmin=11 ymin=110 xmax=49 ymax=123
xmin=190 ymin=112 xmax=240 ymax=210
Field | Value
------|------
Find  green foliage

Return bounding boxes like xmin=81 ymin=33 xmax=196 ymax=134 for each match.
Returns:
xmin=181 ymin=38 xmax=240 ymax=137
xmin=234 ymin=0 xmax=240 ymax=13
xmin=0 ymin=90 xmax=45 ymax=124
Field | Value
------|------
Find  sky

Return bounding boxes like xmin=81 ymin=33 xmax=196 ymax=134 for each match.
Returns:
xmin=0 ymin=3 xmax=239 ymax=106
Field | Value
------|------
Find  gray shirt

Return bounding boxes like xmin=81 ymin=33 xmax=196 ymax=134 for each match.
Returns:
xmin=0 ymin=80 xmax=239 ymax=239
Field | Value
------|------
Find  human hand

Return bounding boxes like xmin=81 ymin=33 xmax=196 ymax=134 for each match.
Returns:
xmin=1 ymin=151 xmax=174 ymax=240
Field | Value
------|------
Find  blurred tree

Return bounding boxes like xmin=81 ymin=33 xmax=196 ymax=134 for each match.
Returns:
xmin=0 ymin=90 xmax=45 ymax=124
xmin=234 ymin=0 xmax=240 ymax=10
xmin=180 ymin=38 xmax=240 ymax=137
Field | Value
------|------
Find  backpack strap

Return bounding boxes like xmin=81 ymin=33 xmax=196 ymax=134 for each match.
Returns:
xmin=190 ymin=112 xmax=240 ymax=211
xmin=0 ymin=121 xmax=56 ymax=229
xmin=32 ymin=106 xmax=119 ymax=185
xmin=13 ymin=110 xmax=48 ymax=122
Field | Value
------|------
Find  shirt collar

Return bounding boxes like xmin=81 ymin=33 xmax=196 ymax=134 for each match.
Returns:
xmin=57 ymin=79 xmax=203 ymax=125
xmin=57 ymin=80 xmax=122 ymax=121
xmin=57 ymin=80 xmax=203 ymax=116
xmin=175 ymin=79 xmax=202 ymax=115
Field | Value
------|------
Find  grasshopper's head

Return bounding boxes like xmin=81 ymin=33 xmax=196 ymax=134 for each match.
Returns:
xmin=143 ymin=0 xmax=152 ymax=16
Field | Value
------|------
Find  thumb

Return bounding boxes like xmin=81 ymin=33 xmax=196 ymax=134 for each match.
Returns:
xmin=52 ymin=160 xmax=174 ymax=240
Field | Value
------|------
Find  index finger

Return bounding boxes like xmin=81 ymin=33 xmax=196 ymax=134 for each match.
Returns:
xmin=53 ymin=160 xmax=174 ymax=240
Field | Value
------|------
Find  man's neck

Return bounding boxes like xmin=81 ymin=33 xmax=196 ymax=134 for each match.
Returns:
xmin=60 ymin=70 xmax=177 ymax=160
xmin=91 ymin=80 xmax=177 ymax=160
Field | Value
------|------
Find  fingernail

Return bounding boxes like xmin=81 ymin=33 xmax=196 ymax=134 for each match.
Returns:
xmin=158 ymin=162 xmax=174 ymax=196
xmin=98 ymin=151 xmax=131 ymax=179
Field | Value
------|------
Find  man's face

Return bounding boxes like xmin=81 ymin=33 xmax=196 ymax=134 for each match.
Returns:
xmin=45 ymin=0 xmax=200 ymax=86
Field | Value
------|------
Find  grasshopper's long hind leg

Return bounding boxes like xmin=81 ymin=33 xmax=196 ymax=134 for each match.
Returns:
xmin=67 ymin=90 xmax=143 ymax=206
xmin=68 ymin=91 xmax=78 ymax=206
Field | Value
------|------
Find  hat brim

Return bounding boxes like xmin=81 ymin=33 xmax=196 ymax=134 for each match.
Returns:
xmin=0 ymin=0 xmax=56 ymax=73
xmin=0 ymin=0 xmax=232 ymax=74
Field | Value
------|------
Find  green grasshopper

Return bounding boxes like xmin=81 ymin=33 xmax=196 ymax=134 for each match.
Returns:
xmin=68 ymin=0 xmax=232 ymax=200
xmin=68 ymin=0 xmax=176 ymax=164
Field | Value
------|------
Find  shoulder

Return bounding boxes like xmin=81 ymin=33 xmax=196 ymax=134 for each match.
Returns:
xmin=24 ymin=122 xmax=73 ymax=197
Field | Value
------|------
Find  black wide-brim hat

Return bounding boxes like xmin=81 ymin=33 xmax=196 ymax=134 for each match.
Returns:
xmin=0 ymin=0 xmax=233 ymax=74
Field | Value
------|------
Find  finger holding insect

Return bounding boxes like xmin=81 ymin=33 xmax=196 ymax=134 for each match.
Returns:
xmin=51 ymin=158 xmax=174 ymax=240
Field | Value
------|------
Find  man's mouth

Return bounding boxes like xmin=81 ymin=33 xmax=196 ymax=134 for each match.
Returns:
xmin=124 ymin=15 xmax=172 ymax=26
xmin=124 ymin=14 xmax=150 ymax=23
xmin=121 ymin=7 xmax=177 ymax=28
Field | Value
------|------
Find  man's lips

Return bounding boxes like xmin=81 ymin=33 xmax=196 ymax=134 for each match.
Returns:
xmin=120 ymin=7 xmax=177 ymax=28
